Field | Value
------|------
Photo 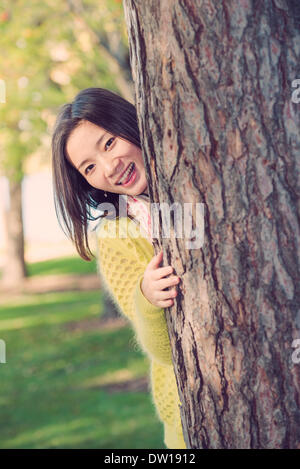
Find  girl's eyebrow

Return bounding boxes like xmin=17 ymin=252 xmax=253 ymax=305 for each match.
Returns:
xmin=77 ymin=132 xmax=107 ymax=171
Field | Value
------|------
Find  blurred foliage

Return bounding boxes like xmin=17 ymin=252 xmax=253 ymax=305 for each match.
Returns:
xmin=0 ymin=0 xmax=130 ymax=182
xmin=0 ymin=4 xmax=162 ymax=449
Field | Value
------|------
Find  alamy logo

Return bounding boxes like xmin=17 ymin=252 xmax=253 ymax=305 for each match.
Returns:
xmin=291 ymin=79 xmax=300 ymax=104
xmin=292 ymin=338 xmax=300 ymax=364
xmin=0 ymin=339 xmax=6 ymax=364
xmin=97 ymin=195 xmax=205 ymax=249
xmin=0 ymin=79 xmax=6 ymax=103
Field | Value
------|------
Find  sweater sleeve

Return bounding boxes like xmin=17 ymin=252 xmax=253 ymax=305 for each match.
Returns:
xmin=96 ymin=217 xmax=173 ymax=366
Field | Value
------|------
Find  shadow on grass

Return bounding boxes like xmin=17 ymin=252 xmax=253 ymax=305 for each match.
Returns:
xmin=0 ymin=284 xmax=165 ymax=449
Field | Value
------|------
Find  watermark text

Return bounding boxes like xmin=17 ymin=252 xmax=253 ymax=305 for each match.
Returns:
xmin=291 ymin=78 xmax=300 ymax=103
xmin=292 ymin=338 xmax=300 ymax=364
xmin=97 ymin=195 xmax=205 ymax=249
xmin=0 ymin=339 xmax=6 ymax=364
xmin=0 ymin=79 xmax=6 ymax=103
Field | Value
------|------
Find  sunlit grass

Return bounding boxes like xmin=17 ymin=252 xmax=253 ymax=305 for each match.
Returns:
xmin=26 ymin=256 xmax=98 ymax=277
xmin=79 ymin=368 xmax=137 ymax=389
xmin=0 ymin=257 xmax=164 ymax=449
xmin=0 ymin=291 xmax=103 ymax=330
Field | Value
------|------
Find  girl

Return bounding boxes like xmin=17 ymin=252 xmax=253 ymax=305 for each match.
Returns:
xmin=51 ymin=87 xmax=186 ymax=449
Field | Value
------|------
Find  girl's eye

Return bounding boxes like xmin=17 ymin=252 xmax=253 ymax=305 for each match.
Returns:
xmin=85 ymin=164 xmax=94 ymax=175
xmin=84 ymin=137 xmax=115 ymax=175
xmin=105 ymin=137 xmax=115 ymax=151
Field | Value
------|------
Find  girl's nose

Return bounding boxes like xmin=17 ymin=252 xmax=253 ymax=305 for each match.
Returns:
xmin=102 ymin=157 xmax=121 ymax=181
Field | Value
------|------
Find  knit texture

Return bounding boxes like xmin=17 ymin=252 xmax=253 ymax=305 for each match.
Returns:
xmin=96 ymin=214 xmax=186 ymax=449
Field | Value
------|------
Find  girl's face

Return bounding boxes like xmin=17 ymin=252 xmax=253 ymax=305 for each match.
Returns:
xmin=66 ymin=120 xmax=149 ymax=196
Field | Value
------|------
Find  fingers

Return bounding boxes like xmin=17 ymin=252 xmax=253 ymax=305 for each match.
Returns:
xmin=149 ymin=250 xmax=173 ymax=277
xmin=156 ymin=293 xmax=178 ymax=308
xmin=148 ymin=250 xmax=181 ymax=310
xmin=157 ymin=275 xmax=180 ymax=290
xmin=155 ymin=287 xmax=178 ymax=302
xmin=150 ymin=249 xmax=177 ymax=272
xmin=157 ymin=299 xmax=175 ymax=308
xmin=152 ymin=265 xmax=173 ymax=280
xmin=149 ymin=250 xmax=163 ymax=269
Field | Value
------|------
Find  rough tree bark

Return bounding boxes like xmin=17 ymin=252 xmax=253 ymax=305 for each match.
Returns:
xmin=123 ymin=0 xmax=300 ymax=448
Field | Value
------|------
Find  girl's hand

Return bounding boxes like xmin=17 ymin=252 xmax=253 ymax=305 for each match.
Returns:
xmin=141 ymin=250 xmax=181 ymax=308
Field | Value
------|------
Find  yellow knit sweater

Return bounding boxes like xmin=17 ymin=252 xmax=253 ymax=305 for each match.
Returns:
xmin=96 ymin=215 xmax=186 ymax=449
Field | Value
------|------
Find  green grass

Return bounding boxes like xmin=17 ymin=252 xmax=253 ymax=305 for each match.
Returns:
xmin=26 ymin=255 xmax=98 ymax=277
xmin=0 ymin=257 xmax=165 ymax=449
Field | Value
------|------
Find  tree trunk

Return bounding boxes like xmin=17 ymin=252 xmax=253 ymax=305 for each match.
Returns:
xmin=101 ymin=290 xmax=122 ymax=321
xmin=1 ymin=176 xmax=27 ymax=289
xmin=123 ymin=0 xmax=300 ymax=448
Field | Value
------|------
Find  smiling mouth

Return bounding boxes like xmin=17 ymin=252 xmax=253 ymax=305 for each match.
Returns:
xmin=116 ymin=162 xmax=135 ymax=185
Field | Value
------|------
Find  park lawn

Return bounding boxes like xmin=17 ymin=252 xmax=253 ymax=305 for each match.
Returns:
xmin=0 ymin=260 xmax=165 ymax=449
xmin=25 ymin=255 xmax=98 ymax=277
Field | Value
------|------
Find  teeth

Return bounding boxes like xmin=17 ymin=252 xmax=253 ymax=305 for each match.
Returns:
xmin=118 ymin=162 xmax=134 ymax=184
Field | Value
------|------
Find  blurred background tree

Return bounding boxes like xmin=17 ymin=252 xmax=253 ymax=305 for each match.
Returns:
xmin=0 ymin=0 xmax=167 ymax=450
xmin=0 ymin=0 xmax=133 ymax=289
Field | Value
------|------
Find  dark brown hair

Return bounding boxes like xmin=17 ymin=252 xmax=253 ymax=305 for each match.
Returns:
xmin=51 ymin=87 xmax=141 ymax=261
